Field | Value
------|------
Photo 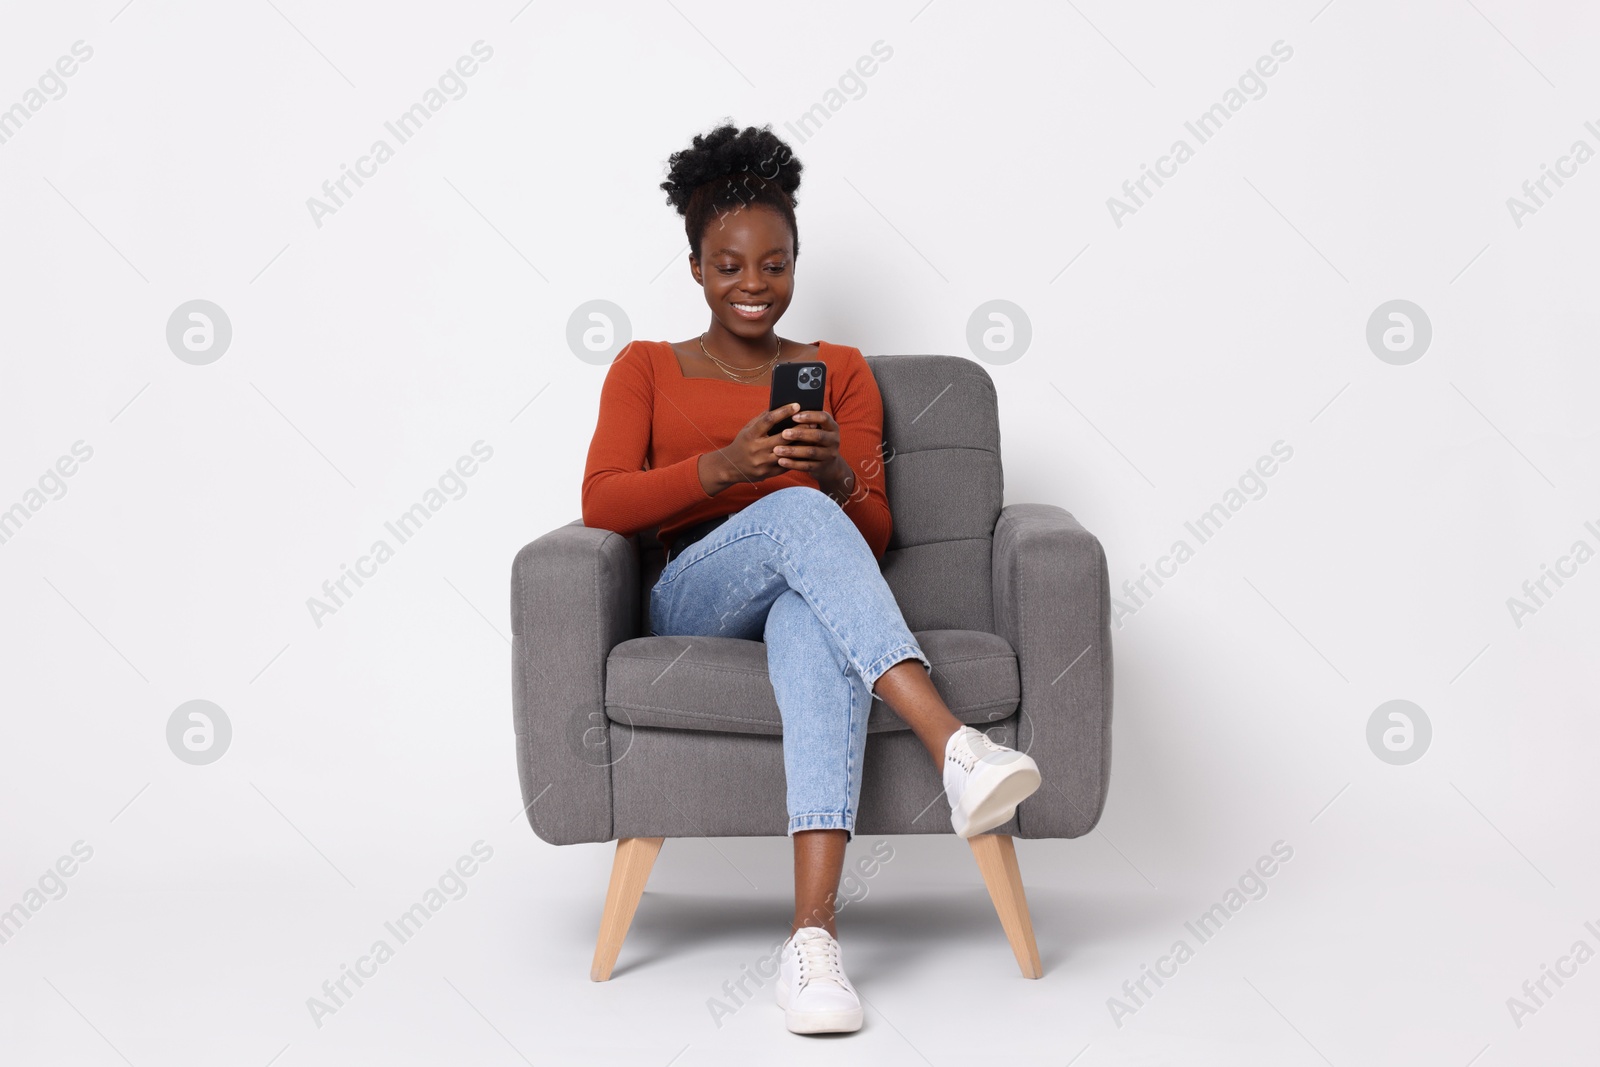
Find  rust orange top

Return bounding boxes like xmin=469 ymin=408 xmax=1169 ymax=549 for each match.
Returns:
xmin=581 ymin=339 xmax=893 ymax=559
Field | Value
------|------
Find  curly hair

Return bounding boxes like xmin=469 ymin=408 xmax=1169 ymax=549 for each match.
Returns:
xmin=661 ymin=121 xmax=803 ymax=260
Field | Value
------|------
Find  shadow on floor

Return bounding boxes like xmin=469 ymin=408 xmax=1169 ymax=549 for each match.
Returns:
xmin=612 ymin=884 xmax=1182 ymax=982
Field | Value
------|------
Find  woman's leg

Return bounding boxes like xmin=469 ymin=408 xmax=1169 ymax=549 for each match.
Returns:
xmin=872 ymin=661 xmax=965 ymax=769
xmin=647 ymin=486 xmax=991 ymax=915
xmin=651 ymin=487 xmax=929 ymax=684
xmin=791 ymin=829 xmax=847 ymax=938
xmin=652 ymin=487 xmax=968 ymax=766
xmin=764 ymin=587 xmax=870 ymax=938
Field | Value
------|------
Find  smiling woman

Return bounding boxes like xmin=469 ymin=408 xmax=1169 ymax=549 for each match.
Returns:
xmin=573 ymin=122 xmax=1043 ymax=1037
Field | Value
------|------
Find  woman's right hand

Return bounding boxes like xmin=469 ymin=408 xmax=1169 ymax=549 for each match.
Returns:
xmin=698 ymin=403 xmax=800 ymax=495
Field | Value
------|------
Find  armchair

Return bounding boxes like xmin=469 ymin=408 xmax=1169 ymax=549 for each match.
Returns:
xmin=510 ymin=354 xmax=1113 ymax=980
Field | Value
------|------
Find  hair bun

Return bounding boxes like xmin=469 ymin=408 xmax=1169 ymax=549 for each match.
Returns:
xmin=661 ymin=121 xmax=802 ymax=214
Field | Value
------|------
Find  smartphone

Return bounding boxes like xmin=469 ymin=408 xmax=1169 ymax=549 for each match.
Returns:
xmin=768 ymin=361 xmax=827 ymax=435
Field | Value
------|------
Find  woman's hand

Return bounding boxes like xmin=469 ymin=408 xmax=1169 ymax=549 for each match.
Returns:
xmin=776 ymin=409 xmax=856 ymax=502
xmin=700 ymin=403 xmax=803 ymax=493
xmin=701 ymin=405 xmax=856 ymax=501
xmin=773 ymin=409 xmax=840 ymax=473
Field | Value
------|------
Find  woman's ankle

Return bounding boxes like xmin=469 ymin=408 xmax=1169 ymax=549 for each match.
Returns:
xmin=791 ymin=917 xmax=838 ymax=938
xmin=923 ymin=722 xmax=962 ymax=767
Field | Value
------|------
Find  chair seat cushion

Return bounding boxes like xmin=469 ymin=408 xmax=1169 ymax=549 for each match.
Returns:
xmin=603 ymin=628 xmax=1019 ymax=736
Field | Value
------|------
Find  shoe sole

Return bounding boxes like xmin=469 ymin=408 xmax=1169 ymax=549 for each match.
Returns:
xmin=952 ymin=761 xmax=1042 ymax=838
xmin=775 ymin=980 xmax=864 ymax=1034
xmin=786 ymin=1007 xmax=864 ymax=1034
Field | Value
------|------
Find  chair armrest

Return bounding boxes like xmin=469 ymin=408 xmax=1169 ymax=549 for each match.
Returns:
xmin=510 ymin=519 xmax=640 ymax=845
xmin=991 ymin=504 xmax=1114 ymax=839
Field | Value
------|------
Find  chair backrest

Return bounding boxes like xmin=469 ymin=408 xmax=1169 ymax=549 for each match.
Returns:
xmin=635 ymin=354 xmax=1003 ymax=635
xmin=869 ymin=354 xmax=1002 ymax=633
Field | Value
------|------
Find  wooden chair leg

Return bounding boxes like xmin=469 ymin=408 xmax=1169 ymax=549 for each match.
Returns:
xmin=968 ymin=833 xmax=1044 ymax=978
xmin=591 ymin=836 xmax=664 ymax=981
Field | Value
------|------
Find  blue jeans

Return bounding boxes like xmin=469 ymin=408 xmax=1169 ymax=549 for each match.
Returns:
xmin=648 ymin=486 xmax=932 ymax=840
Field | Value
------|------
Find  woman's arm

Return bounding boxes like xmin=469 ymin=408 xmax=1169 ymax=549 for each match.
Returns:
xmin=581 ymin=343 xmax=718 ymax=535
xmin=820 ymin=348 xmax=893 ymax=558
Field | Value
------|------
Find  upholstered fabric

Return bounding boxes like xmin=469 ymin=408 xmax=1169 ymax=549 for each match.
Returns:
xmin=607 ymin=719 xmax=1021 ymax=840
xmin=509 ymin=353 xmax=1112 ymax=845
xmin=993 ymin=504 xmax=1114 ymax=838
xmin=874 ymin=355 xmax=1004 ymax=635
xmin=604 ymin=628 xmax=1020 ymax=737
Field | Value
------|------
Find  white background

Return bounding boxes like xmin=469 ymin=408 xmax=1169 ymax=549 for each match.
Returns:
xmin=2 ymin=1 xmax=1597 ymax=1063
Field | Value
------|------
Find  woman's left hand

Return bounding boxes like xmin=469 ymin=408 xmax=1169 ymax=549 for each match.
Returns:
xmin=772 ymin=409 xmax=842 ymax=475
xmin=775 ymin=409 xmax=858 ymax=503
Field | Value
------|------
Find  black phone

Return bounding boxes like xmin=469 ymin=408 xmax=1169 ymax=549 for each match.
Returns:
xmin=768 ymin=361 xmax=827 ymax=435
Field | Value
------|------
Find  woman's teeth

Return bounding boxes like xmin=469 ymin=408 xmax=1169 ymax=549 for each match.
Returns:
xmin=733 ymin=303 xmax=770 ymax=314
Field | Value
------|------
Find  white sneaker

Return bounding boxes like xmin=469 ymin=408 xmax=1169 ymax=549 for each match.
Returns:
xmin=774 ymin=926 xmax=863 ymax=1034
xmin=944 ymin=725 xmax=1042 ymax=838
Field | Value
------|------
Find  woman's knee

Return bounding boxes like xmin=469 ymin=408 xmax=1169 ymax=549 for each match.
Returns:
xmin=764 ymin=587 xmax=820 ymax=642
xmin=765 ymin=484 xmax=833 ymax=514
xmin=757 ymin=485 xmax=849 ymax=538
xmin=765 ymin=589 xmax=850 ymax=669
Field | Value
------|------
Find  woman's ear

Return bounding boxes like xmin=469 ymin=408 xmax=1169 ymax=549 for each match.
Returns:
xmin=688 ymin=254 xmax=702 ymax=286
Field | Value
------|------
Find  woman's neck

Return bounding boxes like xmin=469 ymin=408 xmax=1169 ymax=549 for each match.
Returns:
xmin=704 ymin=323 xmax=780 ymax=365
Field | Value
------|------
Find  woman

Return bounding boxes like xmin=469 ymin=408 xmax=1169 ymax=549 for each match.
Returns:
xmin=581 ymin=123 xmax=1042 ymax=1036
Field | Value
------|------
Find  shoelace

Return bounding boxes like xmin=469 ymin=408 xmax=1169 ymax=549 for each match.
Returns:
xmin=793 ymin=933 xmax=847 ymax=990
xmin=947 ymin=728 xmax=1002 ymax=773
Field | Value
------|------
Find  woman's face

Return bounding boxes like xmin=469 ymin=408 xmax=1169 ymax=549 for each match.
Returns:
xmin=690 ymin=205 xmax=795 ymax=339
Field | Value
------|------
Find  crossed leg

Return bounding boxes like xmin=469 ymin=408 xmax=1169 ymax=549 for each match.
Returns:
xmin=650 ymin=488 xmax=968 ymax=939
xmin=765 ymin=588 xmax=964 ymax=938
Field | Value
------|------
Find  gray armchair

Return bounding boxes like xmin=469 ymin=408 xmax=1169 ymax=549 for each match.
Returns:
xmin=510 ymin=354 xmax=1113 ymax=980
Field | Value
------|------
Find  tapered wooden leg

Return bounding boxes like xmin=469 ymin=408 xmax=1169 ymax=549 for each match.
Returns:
xmin=968 ymin=833 xmax=1043 ymax=979
xmin=590 ymin=837 xmax=664 ymax=981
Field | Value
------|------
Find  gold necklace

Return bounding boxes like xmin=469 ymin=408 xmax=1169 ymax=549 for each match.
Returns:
xmin=699 ymin=331 xmax=781 ymax=383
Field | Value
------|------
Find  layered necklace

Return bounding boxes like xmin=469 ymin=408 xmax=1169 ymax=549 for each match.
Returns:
xmin=699 ymin=331 xmax=782 ymax=383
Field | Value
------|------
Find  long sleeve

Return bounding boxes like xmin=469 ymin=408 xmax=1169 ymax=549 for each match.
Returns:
xmin=580 ymin=340 xmax=895 ymax=559
xmin=828 ymin=348 xmax=894 ymax=559
xmin=581 ymin=342 xmax=711 ymax=536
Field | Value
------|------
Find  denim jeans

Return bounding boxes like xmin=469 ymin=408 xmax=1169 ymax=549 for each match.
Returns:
xmin=648 ymin=486 xmax=932 ymax=839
